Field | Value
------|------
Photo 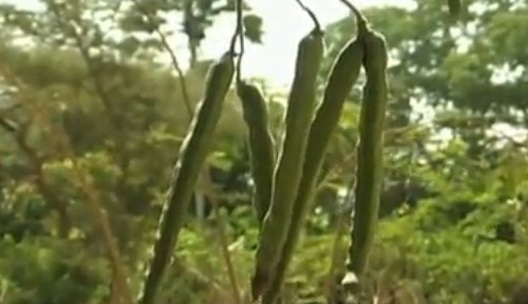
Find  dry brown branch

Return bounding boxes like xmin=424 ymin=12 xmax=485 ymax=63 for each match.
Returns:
xmin=36 ymin=105 xmax=133 ymax=304
xmin=0 ymin=119 xmax=72 ymax=236
xmin=132 ymin=0 xmax=194 ymax=121
xmin=200 ymin=169 xmax=243 ymax=304
xmin=45 ymin=0 xmax=132 ymax=194
xmin=45 ymin=0 xmax=123 ymax=132
xmin=0 ymin=68 xmax=133 ymax=304
xmin=0 ymin=70 xmax=72 ymax=237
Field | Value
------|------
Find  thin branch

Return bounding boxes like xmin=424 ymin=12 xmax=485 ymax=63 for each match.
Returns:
xmin=132 ymin=0 xmax=194 ymax=121
xmin=295 ymin=0 xmax=322 ymax=31
xmin=45 ymin=0 xmax=133 ymax=191
xmin=0 ymin=117 xmax=17 ymax=133
xmin=201 ymin=170 xmax=243 ymax=304
xmin=1 ymin=61 xmax=133 ymax=304
xmin=325 ymin=176 xmax=356 ymax=303
xmin=27 ymin=94 xmax=134 ymax=304
xmin=337 ymin=0 xmax=369 ymax=35
xmin=0 ymin=72 xmax=73 ymax=238
xmin=316 ymin=151 xmax=357 ymax=193
xmin=70 ymin=159 xmax=134 ymax=304
xmin=234 ymin=0 xmax=244 ymax=85
xmin=155 ymin=27 xmax=194 ymax=119
xmin=45 ymin=0 xmax=122 ymax=133
xmin=45 ymin=0 xmax=133 ymax=225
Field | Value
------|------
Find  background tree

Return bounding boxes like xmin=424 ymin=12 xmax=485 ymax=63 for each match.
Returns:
xmin=1 ymin=0 xmax=527 ymax=303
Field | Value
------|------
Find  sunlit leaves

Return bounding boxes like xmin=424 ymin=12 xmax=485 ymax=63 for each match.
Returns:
xmin=0 ymin=237 xmax=108 ymax=304
xmin=0 ymin=5 xmax=43 ymax=36
xmin=482 ymin=9 xmax=528 ymax=66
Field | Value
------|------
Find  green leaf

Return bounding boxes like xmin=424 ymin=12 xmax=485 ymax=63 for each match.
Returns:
xmin=243 ymin=14 xmax=263 ymax=44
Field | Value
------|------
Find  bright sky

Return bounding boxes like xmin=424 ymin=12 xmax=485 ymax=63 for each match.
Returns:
xmin=1 ymin=0 xmax=413 ymax=89
xmin=2 ymin=0 xmax=525 ymax=139
xmin=199 ymin=0 xmax=412 ymax=88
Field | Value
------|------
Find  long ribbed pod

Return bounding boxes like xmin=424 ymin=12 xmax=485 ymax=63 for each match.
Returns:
xmin=250 ymin=28 xmax=324 ymax=300
xmin=348 ymin=28 xmax=388 ymax=282
xmin=262 ymin=30 xmax=365 ymax=304
xmin=236 ymin=81 xmax=275 ymax=225
xmin=139 ymin=52 xmax=234 ymax=304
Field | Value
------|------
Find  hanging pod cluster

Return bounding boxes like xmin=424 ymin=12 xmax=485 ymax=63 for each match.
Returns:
xmin=239 ymin=1 xmax=389 ymax=302
xmin=138 ymin=51 xmax=235 ymax=304
xmin=261 ymin=9 xmax=367 ymax=304
xmin=138 ymin=0 xmax=389 ymax=302
xmin=250 ymin=25 xmax=325 ymax=300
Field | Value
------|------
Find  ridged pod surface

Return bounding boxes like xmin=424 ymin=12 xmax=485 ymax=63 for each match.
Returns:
xmin=250 ymin=28 xmax=324 ymax=300
xmin=139 ymin=52 xmax=234 ymax=304
xmin=348 ymin=28 xmax=388 ymax=278
xmin=236 ymin=81 xmax=275 ymax=225
xmin=263 ymin=32 xmax=365 ymax=304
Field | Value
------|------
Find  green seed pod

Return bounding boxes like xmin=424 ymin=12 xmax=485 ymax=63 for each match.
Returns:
xmin=139 ymin=52 xmax=234 ymax=304
xmin=263 ymin=34 xmax=365 ymax=304
xmin=348 ymin=29 xmax=388 ymax=279
xmin=236 ymin=81 xmax=275 ymax=225
xmin=250 ymin=28 xmax=324 ymax=301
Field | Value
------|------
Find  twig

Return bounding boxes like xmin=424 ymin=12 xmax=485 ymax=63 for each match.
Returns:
xmin=0 ymin=72 xmax=72 ymax=238
xmin=45 ymin=0 xmax=131 ymax=197
xmin=234 ymin=0 xmax=245 ymax=85
xmin=0 ymin=117 xmax=17 ymax=133
xmin=42 ymin=108 xmax=133 ymax=304
xmin=9 ymin=70 xmax=134 ymax=304
xmin=0 ymin=117 xmax=72 ymax=238
xmin=45 ymin=0 xmax=122 ymax=132
xmin=42 ymin=4 xmax=133 ymax=301
xmin=324 ymin=176 xmax=356 ymax=303
xmin=201 ymin=170 xmax=243 ymax=304
xmin=294 ymin=0 xmax=322 ymax=31
xmin=69 ymin=156 xmax=133 ymax=304
xmin=155 ymin=26 xmax=194 ymax=119
xmin=337 ymin=0 xmax=369 ymax=35
xmin=316 ymin=151 xmax=357 ymax=193
xmin=132 ymin=0 xmax=194 ymax=121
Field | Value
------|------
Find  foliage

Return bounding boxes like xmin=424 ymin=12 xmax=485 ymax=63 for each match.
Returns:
xmin=0 ymin=0 xmax=527 ymax=303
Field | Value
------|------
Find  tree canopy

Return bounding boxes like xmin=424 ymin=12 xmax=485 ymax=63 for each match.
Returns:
xmin=1 ymin=0 xmax=527 ymax=303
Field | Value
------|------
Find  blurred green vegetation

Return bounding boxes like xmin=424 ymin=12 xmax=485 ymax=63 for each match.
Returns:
xmin=0 ymin=0 xmax=527 ymax=303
